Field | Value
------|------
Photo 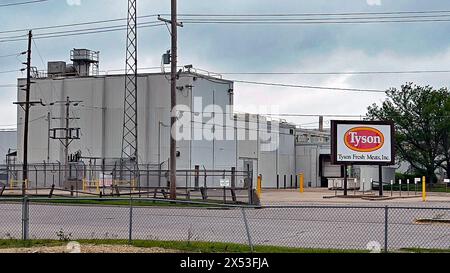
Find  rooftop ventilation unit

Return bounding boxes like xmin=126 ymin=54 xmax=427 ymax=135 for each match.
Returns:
xmin=70 ymin=49 xmax=99 ymax=76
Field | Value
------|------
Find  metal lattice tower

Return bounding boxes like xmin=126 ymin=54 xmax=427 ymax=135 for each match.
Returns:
xmin=121 ymin=0 xmax=138 ymax=165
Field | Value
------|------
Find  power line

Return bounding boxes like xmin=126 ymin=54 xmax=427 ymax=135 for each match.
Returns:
xmin=0 ymin=115 xmax=46 ymax=128
xmin=0 ymin=0 xmax=48 ymax=8
xmin=174 ymin=10 xmax=450 ymax=17
xmin=0 ymin=14 xmax=159 ymax=35
xmin=3 ymin=9 xmax=450 ymax=36
xmin=0 ymin=52 xmax=24 ymax=58
xmin=181 ymin=18 xmax=450 ymax=25
xmin=216 ymin=70 xmax=450 ymax=76
xmin=180 ymin=13 xmax=450 ymax=21
xmin=0 ymin=20 xmax=161 ymax=40
xmin=232 ymin=79 xmax=386 ymax=93
xmin=0 ymin=70 xmax=21 ymax=74
xmin=0 ymin=23 xmax=165 ymax=43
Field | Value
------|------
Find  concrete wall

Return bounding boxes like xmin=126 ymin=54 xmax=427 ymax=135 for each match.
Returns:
xmin=296 ymin=145 xmax=320 ymax=188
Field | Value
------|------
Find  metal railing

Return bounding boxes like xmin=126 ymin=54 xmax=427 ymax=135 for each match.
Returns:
xmin=1 ymin=197 xmax=449 ymax=252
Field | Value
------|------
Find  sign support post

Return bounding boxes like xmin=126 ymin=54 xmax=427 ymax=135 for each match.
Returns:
xmin=343 ymin=164 xmax=348 ymax=196
xmin=378 ymin=165 xmax=383 ymax=196
xmin=331 ymin=120 xmax=395 ymax=197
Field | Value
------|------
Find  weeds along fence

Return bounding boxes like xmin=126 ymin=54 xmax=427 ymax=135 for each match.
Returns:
xmin=0 ymin=164 xmax=255 ymax=204
xmin=1 ymin=197 xmax=450 ymax=252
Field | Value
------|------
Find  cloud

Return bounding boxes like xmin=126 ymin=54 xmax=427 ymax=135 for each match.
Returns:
xmin=366 ymin=0 xmax=381 ymax=6
xmin=66 ymin=0 xmax=81 ymax=6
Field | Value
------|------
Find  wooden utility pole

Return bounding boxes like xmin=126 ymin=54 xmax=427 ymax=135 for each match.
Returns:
xmin=22 ymin=30 xmax=32 ymax=196
xmin=64 ymin=96 xmax=70 ymax=184
xmin=169 ymin=0 xmax=178 ymax=199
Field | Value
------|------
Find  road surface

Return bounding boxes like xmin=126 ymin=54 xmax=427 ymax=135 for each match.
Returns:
xmin=1 ymin=201 xmax=450 ymax=251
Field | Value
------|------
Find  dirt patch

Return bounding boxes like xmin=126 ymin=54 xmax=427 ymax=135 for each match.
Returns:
xmin=0 ymin=244 xmax=181 ymax=253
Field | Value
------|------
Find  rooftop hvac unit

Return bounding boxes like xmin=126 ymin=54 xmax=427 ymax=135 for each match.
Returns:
xmin=47 ymin=61 xmax=66 ymax=76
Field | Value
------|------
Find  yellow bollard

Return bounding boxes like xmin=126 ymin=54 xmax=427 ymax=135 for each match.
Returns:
xmin=299 ymin=173 xmax=304 ymax=193
xmin=257 ymin=175 xmax=262 ymax=197
xmin=96 ymin=179 xmax=100 ymax=194
xmin=422 ymin=176 xmax=426 ymax=202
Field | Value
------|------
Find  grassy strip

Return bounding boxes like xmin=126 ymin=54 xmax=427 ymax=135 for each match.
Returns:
xmin=0 ymin=239 xmax=66 ymax=249
xmin=399 ymin=248 xmax=450 ymax=253
xmin=0 ymin=239 xmax=367 ymax=253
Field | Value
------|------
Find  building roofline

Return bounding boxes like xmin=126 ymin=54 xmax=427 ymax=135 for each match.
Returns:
xmin=18 ymin=71 xmax=234 ymax=85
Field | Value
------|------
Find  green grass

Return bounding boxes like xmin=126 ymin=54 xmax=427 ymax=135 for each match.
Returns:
xmin=0 ymin=239 xmax=368 ymax=253
xmin=399 ymin=248 xmax=450 ymax=253
xmin=0 ymin=239 xmax=66 ymax=249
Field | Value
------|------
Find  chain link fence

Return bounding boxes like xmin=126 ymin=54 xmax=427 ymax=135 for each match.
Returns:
xmin=1 ymin=197 xmax=450 ymax=252
xmin=0 ymin=164 xmax=254 ymax=204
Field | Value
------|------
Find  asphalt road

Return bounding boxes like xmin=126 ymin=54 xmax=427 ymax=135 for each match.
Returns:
xmin=1 ymin=202 xmax=450 ymax=251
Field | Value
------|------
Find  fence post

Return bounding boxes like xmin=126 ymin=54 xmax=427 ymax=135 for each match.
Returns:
xmin=22 ymin=196 xmax=29 ymax=241
xmin=384 ymin=206 xmax=388 ymax=253
xmin=128 ymin=196 xmax=133 ymax=245
xmin=241 ymin=207 xmax=254 ymax=253
xmin=247 ymin=170 xmax=253 ymax=205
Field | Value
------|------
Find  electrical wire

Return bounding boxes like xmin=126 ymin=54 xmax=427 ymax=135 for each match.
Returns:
xmin=0 ymin=20 xmax=161 ymax=40
xmin=0 ymin=70 xmax=22 ymax=74
xmin=181 ymin=18 xmax=450 ymax=25
xmin=0 ymin=52 xmax=24 ymax=58
xmin=0 ymin=23 xmax=165 ymax=43
xmin=174 ymin=10 xmax=450 ymax=17
xmin=0 ymin=14 xmax=159 ymax=34
xmin=0 ymin=115 xmax=46 ymax=128
xmin=232 ymin=79 xmax=386 ymax=93
xmin=3 ymin=9 xmax=450 ymax=36
xmin=0 ymin=0 xmax=48 ymax=8
xmin=215 ymin=70 xmax=450 ymax=75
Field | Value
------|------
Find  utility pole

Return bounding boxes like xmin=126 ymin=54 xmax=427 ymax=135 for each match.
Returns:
xmin=157 ymin=1 xmax=183 ymax=199
xmin=64 ymin=97 xmax=70 ymax=182
xmin=49 ymin=97 xmax=82 ymax=187
xmin=170 ymin=0 xmax=178 ymax=199
xmin=47 ymin=111 xmax=50 ymax=162
xmin=22 ymin=30 xmax=32 ymax=196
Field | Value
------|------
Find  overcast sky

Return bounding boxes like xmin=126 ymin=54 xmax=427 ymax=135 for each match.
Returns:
xmin=1 ymin=0 xmax=450 ymax=129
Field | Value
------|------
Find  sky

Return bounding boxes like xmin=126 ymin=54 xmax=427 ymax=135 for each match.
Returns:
xmin=1 ymin=0 xmax=450 ymax=130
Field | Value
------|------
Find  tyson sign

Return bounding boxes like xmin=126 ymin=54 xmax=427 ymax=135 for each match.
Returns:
xmin=331 ymin=120 xmax=395 ymax=165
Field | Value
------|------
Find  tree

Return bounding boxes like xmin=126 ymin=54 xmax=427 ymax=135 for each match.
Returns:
xmin=366 ymin=83 xmax=450 ymax=183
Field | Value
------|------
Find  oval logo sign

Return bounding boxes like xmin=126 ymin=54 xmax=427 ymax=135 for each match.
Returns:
xmin=344 ymin=127 xmax=384 ymax=152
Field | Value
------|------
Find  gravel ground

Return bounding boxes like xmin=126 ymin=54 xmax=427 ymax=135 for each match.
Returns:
xmin=0 ymin=244 xmax=181 ymax=253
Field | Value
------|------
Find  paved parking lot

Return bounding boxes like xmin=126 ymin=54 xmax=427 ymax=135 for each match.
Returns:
xmin=260 ymin=188 xmax=450 ymax=207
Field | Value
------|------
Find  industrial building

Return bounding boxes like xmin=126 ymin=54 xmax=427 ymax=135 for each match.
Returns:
xmin=13 ymin=48 xmax=394 ymax=191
